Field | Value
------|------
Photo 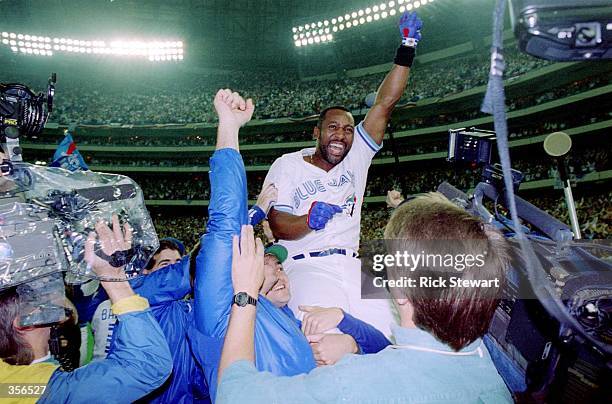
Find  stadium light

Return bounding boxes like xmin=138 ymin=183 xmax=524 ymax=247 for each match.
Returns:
xmin=293 ymin=0 xmax=434 ymax=47
xmin=0 ymin=31 xmax=184 ymax=61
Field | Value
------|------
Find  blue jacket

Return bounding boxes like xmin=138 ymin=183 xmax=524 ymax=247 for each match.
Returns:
xmin=130 ymin=258 xmax=210 ymax=404
xmin=194 ymin=149 xmax=316 ymax=400
xmin=39 ymin=308 xmax=172 ymax=403
xmin=138 ymin=263 xmax=390 ymax=402
xmin=129 ymin=149 xmax=390 ymax=402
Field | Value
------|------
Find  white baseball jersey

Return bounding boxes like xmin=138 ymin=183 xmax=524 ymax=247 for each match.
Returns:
xmin=265 ymin=121 xmax=381 ymax=258
xmin=90 ymin=299 xmax=116 ymax=361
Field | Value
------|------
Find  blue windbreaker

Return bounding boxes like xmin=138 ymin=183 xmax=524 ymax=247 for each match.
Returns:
xmin=193 ymin=149 xmax=316 ymax=400
xmin=38 ymin=308 xmax=172 ymax=403
xmin=130 ymin=258 xmax=210 ymax=404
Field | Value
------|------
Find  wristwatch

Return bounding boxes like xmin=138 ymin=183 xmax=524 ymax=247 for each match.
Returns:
xmin=232 ymin=292 xmax=257 ymax=307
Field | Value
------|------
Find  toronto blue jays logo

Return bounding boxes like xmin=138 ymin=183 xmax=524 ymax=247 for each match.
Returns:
xmin=340 ymin=193 xmax=357 ymax=217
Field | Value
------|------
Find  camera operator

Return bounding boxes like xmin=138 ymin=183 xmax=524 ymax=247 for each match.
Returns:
xmin=0 ymin=215 xmax=172 ymax=403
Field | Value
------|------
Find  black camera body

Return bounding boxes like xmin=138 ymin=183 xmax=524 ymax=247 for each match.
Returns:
xmin=510 ymin=0 xmax=612 ymax=60
xmin=442 ymin=122 xmax=611 ymax=402
xmin=0 ymin=74 xmax=55 ymax=162
xmin=438 ymin=179 xmax=611 ymax=403
xmin=0 ymin=74 xmax=55 ymax=137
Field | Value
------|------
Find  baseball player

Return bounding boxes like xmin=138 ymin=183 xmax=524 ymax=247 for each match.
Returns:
xmin=265 ymin=12 xmax=423 ymax=336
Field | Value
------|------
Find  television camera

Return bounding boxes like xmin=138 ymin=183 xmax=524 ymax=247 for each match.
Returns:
xmin=441 ymin=126 xmax=611 ymax=403
xmin=0 ymin=74 xmax=158 ymax=328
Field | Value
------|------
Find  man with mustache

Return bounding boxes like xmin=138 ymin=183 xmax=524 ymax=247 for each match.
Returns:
xmin=265 ymin=12 xmax=423 ymax=337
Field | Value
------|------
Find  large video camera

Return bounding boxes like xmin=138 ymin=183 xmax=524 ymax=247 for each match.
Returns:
xmin=0 ymin=74 xmax=56 ymax=162
xmin=441 ymin=129 xmax=611 ymax=402
xmin=0 ymin=75 xmax=158 ymax=327
xmin=510 ymin=0 xmax=612 ymax=61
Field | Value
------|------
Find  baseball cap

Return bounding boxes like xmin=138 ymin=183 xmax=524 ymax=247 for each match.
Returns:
xmin=265 ymin=244 xmax=288 ymax=264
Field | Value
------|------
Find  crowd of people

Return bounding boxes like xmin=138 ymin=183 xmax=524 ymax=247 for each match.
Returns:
xmin=132 ymin=143 xmax=609 ymax=201
xmin=152 ymin=190 xmax=611 ymax=254
xmin=2 ymin=8 xmax=610 ymax=401
xmin=66 ymin=105 xmax=611 ymax=172
xmin=10 ymin=44 xmax=554 ymax=127
xmin=32 ymin=71 xmax=608 ymax=155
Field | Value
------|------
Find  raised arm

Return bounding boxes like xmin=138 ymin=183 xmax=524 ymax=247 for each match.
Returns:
xmin=218 ymin=225 xmax=264 ymax=383
xmin=362 ymin=12 xmax=423 ymax=144
xmin=248 ymin=183 xmax=277 ymax=226
xmin=194 ymin=89 xmax=254 ymax=337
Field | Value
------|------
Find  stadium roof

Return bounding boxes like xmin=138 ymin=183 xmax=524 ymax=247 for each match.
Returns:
xmin=1 ymin=0 xmax=501 ymax=73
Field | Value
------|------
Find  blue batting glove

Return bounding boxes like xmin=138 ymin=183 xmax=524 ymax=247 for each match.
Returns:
xmin=399 ymin=12 xmax=423 ymax=48
xmin=307 ymin=201 xmax=343 ymax=231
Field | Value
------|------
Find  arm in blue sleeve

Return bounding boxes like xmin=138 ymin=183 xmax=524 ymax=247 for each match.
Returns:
xmin=338 ymin=312 xmax=391 ymax=354
xmin=194 ymin=148 xmax=248 ymax=336
xmin=130 ymin=256 xmax=191 ymax=305
xmin=85 ymin=257 xmax=191 ymax=310
xmin=40 ymin=310 xmax=173 ymax=403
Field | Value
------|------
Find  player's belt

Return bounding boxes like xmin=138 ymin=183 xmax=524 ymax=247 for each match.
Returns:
xmin=292 ymin=248 xmax=358 ymax=260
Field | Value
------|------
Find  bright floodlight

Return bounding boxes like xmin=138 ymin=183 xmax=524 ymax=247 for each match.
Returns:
xmin=292 ymin=0 xmax=436 ymax=47
xmin=0 ymin=31 xmax=185 ymax=61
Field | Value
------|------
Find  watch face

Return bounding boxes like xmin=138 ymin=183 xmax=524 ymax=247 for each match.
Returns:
xmin=236 ymin=292 xmax=247 ymax=306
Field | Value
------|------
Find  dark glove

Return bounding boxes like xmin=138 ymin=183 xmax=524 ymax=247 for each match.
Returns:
xmin=307 ymin=201 xmax=343 ymax=230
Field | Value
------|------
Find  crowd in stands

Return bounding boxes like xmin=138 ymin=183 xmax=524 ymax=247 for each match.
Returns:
xmin=11 ymin=45 xmax=555 ymax=126
xmin=74 ymin=107 xmax=610 ymax=171
xmin=130 ymin=143 xmax=609 ymax=200
xmin=152 ymin=190 xmax=611 ymax=253
xmin=43 ymin=72 xmax=608 ymax=152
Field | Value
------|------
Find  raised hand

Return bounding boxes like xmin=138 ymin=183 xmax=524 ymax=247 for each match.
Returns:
xmin=399 ymin=12 xmax=423 ymax=48
xmin=386 ymin=189 xmax=404 ymax=208
xmin=256 ymin=183 xmax=277 ymax=215
xmin=307 ymin=201 xmax=343 ymax=231
xmin=214 ymin=88 xmax=255 ymax=130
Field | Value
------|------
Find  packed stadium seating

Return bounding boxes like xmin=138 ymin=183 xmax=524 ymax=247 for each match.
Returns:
xmin=12 ymin=40 xmax=611 ymax=248
xmin=8 ymin=45 xmax=554 ymax=126
xmin=150 ymin=190 xmax=611 ymax=252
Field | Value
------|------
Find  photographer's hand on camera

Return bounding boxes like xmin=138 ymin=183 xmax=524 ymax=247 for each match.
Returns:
xmin=85 ymin=213 xmax=135 ymax=303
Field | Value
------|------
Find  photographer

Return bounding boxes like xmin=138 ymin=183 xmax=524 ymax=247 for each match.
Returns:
xmin=0 ymin=215 xmax=172 ymax=403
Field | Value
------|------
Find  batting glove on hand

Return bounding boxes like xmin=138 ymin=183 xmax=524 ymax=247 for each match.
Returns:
xmin=399 ymin=12 xmax=423 ymax=48
xmin=307 ymin=201 xmax=343 ymax=231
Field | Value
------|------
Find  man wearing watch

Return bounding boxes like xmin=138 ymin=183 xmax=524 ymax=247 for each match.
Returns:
xmin=189 ymin=89 xmax=392 ymax=402
xmin=232 ymin=292 xmax=257 ymax=308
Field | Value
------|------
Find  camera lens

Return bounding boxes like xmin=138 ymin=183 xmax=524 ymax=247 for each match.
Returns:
xmin=574 ymin=23 xmax=600 ymax=47
xmin=577 ymin=27 xmax=595 ymax=43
